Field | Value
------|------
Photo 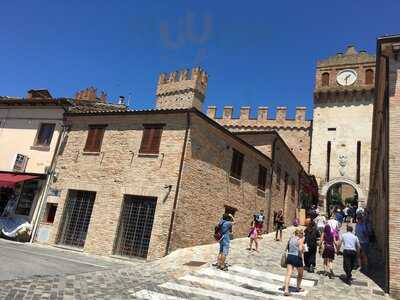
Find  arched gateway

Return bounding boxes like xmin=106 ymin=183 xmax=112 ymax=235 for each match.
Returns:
xmin=319 ymin=178 xmax=366 ymax=212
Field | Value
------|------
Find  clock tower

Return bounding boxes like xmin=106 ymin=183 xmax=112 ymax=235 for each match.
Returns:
xmin=310 ymin=46 xmax=376 ymax=211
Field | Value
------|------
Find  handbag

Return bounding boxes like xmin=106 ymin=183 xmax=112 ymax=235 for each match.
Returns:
xmin=280 ymin=252 xmax=288 ymax=268
xmin=319 ymin=242 xmax=325 ymax=255
xmin=280 ymin=241 xmax=290 ymax=268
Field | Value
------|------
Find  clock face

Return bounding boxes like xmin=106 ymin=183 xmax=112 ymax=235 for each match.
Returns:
xmin=336 ymin=69 xmax=357 ymax=86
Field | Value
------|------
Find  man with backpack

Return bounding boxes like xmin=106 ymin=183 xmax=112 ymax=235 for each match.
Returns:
xmin=215 ymin=213 xmax=235 ymax=271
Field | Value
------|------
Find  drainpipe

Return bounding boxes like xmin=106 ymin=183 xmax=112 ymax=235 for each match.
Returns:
xmin=266 ymin=136 xmax=278 ymax=233
xmin=29 ymin=123 xmax=68 ymax=243
xmin=165 ymin=111 xmax=190 ymax=256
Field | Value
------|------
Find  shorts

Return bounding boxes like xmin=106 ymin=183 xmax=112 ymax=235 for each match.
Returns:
xmin=287 ymin=254 xmax=304 ymax=268
xmin=219 ymin=240 xmax=230 ymax=256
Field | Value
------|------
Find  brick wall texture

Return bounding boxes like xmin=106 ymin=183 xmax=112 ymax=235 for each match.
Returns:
xmin=42 ymin=110 xmax=306 ymax=260
xmin=368 ymin=40 xmax=400 ymax=299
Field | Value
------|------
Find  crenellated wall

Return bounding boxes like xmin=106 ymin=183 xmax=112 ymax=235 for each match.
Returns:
xmin=156 ymin=67 xmax=208 ymax=110
xmin=206 ymin=105 xmax=312 ymax=171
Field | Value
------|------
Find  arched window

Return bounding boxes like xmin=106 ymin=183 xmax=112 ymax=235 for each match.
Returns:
xmin=321 ymin=72 xmax=330 ymax=87
xmin=365 ymin=69 xmax=374 ymax=84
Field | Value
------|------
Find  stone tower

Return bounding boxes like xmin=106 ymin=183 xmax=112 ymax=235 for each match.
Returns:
xmin=156 ymin=67 xmax=208 ymax=110
xmin=310 ymin=46 xmax=376 ymax=210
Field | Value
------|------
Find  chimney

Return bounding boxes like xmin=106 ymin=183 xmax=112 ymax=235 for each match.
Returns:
xmin=26 ymin=89 xmax=52 ymax=99
xmin=118 ymin=96 xmax=125 ymax=105
xmin=295 ymin=107 xmax=307 ymax=121
xmin=276 ymin=107 xmax=287 ymax=121
xmin=240 ymin=106 xmax=250 ymax=120
xmin=207 ymin=106 xmax=217 ymax=119
xmin=223 ymin=106 xmax=233 ymax=119
xmin=257 ymin=107 xmax=268 ymax=120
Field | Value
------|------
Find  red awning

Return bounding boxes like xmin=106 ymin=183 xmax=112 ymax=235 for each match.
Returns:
xmin=0 ymin=173 xmax=38 ymax=188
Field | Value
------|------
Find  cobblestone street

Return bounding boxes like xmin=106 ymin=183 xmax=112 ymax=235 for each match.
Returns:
xmin=0 ymin=227 xmax=390 ymax=299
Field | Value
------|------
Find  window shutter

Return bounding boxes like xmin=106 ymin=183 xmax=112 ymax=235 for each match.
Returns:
xmin=149 ymin=128 xmax=162 ymax=154
xmin=84 ymin=125 xmax=106 ymax=152
xmin=230 ymin=149 xmax=244 ymax=179
xmin=258 ymin=165 xmax=267 ymax=191
xmin=140 ymin=124 xmax=164 ymax=154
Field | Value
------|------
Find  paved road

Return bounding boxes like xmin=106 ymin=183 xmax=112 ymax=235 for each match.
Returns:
xmin=0 ymin=239 xmax=131 ymax=281
xmin=0 ymin=228 xmax=391 ymax=299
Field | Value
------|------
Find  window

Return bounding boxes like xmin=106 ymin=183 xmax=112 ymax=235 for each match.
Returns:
xmin=113 ymin=195 xmax=157 ymax=258
xmin=283 ymin=172 xmax=289 ymax=199
xmin=224 ymin=205 xmax=237 ymax=216
xmin=326 ymin=141 xmax=331 ymax=181
xmin=58 ymin=190 xmax=96 ymax=248
xmin=15 ymin=181 xmax=39 ymax=216
xmin=139 ymin=124 xmax=164 ymax=154
xmin=84 ymin=125 xmax=107 ymax=153
xmin=321 ymin=72 xmax=330 ymax=87
xmin=365 ymin=69 xmax=374 ymax=85
xmin=275 ymin=166 xmax=281 ymax=190
xmin=43 ymin=203 xmax=57 ymax=223
xmin=291 ymin=179 xmax=296 ymax=201
xmin=35 ymin=123 xmax=55 ymax=146
xmin=230 ymin=149 xmax=244 ymax=179
xmin=258 ymin=165 xmax=268 ymax=191
xmin=356 ymin=141 xmax=361 ymax=184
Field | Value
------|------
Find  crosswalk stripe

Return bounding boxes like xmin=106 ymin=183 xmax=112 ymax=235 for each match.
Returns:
xmin=198 ymin=268 xmax=308 ymax=297
xmin=133 ymin=289 xmax=187 ymax=300
xmin=160 ymin=282 xmax=250 ymax=300
xmin=230 ymin=265 xmax=316 ymax=287
xmin=179 ymin=274 xmax=298 ymax=299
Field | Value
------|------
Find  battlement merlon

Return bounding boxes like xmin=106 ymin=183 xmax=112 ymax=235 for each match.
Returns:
xmin=156 ymin=67 xmax=208 ymax=99
xmin=207 ymin=106 xmax=308 ymax=122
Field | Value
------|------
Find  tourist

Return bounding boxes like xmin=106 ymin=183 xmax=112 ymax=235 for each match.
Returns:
xmin=339 ymin=225 xmax=361 ymax=284
xmin=355 ymin=216 xmax=370 ymax=271
xmin=314 ymin=213 xmax=326 ymax=234
xmin=356 ymin=206 xmax=364 ymax=219
xmin=343 ymin=206 xmax=348 ymax=222
xmin=248 ymin=220 xmax=259 ymax=252
xmin=275 ymin=209 xmax=284 ymax=241
xmin=320 ymin=224 xmax=338 ymax=278
xmin=254 ymin=209 xmax=265 ymax=238
xmin=304 ymin=219 xmax=319 ymax=273
xmin=283 ymin=229 xmax=305 ymax=296
xmin=335 ymin=208 xmax=345 ymax=227
xmin=216 ymin=213 xmax=235 ymax=271
xmin=327 ymin=215 xmax=339 ymax=237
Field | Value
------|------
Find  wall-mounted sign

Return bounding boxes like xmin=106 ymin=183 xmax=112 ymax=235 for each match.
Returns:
xmin=13 ymin=154 xmax=29 ymax=172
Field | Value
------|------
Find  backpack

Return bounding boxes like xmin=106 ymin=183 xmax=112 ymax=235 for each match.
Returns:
xmin=214 ymin=223 xmax=223 ymax=241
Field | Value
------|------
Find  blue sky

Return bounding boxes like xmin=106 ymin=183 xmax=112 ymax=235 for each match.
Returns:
xmin=0 ymin=1 xmax=398 ymax=119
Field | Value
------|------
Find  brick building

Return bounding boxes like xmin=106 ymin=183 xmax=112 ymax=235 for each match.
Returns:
xmin=36 ymin=68 xmax=315 ymax=260
xmin=368 ymin=35 xmax=400 ymax=298
xmin=234 ymin=131 xmax=317 ymax=229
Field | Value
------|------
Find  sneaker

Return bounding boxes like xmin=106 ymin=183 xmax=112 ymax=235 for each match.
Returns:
xmin=219 ymin=266 xmax=229 ymax=271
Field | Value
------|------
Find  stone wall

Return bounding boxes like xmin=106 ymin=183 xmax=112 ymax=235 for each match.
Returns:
xmin=207 ymin=106 xmax=311 ymax=171
xmin=156 ymin=68 xmax=208 ymax=110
